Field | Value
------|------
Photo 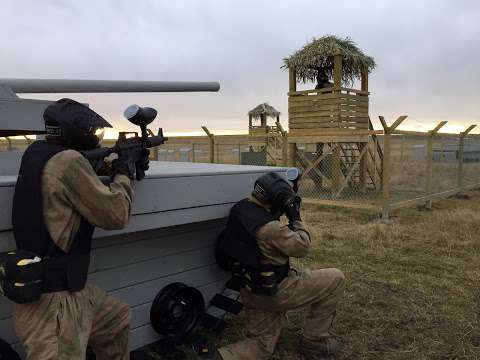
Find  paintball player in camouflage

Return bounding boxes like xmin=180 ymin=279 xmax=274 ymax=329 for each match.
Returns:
xmin=215 ymin=172 xmax=345 ymax=360
xmin=10 ymin=98 xmax=148 ymax=359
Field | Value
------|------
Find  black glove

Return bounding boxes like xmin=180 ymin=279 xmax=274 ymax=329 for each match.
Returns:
xmin=284 ymin=196 xmax=301 ymax=223
xmin=135 ymin=148 xmax=150 ymax=181
xmin=112 ymin=156 xmax=135 ymax=179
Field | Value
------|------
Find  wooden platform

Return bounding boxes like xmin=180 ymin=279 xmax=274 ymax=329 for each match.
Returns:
xmin=0 ymin=161 xmax=286 ymax=356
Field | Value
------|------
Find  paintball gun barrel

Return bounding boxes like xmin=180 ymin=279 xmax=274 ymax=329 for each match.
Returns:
xmin=82 ymin=105 xmax=168 ymax=180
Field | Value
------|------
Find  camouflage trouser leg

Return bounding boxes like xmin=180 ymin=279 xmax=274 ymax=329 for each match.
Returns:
xmin=13 ymin=284 xmax=131 ymax=360
xmin=88 ymin=290 xmax=131 ymax=360
xmin=298 ymin=268 xmax=345 ymax=341
xmin=218 ymin=268 xmax=345 ymax=360
xmin=218 ymin=309 xmax=284 ymax=360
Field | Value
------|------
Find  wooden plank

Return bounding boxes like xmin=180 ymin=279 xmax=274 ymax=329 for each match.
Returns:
xmin=110 ymin=265 xmax=228 ymax=308
xmin=288 ymin=93 xmax=369 ymax=103
xmin=288 ymin=97 xmax=369 ymax=107
xmin=289 ymin=122 xmax=370 ymax=130
xmin=288 ymin=135 xmax=371 ymax=143
xmin=0 ymin=170 xmax=280 ymax=232
xmin=88 ymin=247 xmax=215 ymax=292
xmin=290 ymin=110 xmax=340 ymax=119
xmin=89 ymin=226 xmax=220 ymax=273
xmin=289 ymin=117 xmax=339 ymax=124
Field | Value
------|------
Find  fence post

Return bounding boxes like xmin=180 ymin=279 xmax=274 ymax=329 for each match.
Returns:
xmin=379 ymin=115 xmax=407 ymax=222
xmin=201 ymin=126 xmax=215 ymax=163
xmin=400 ymin=135 xmax=405 ymax=168
xmin=425 ymin=121 xmax=447 ymax=209
xmin=457 ymin=125 xmax=476 ymax=196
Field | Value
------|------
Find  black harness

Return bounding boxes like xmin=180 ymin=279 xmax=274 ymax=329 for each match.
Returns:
xmin=216 ymin=199 xmax=290 ymax=296
xmin=12 ymin=141 xmax=94 ymax=294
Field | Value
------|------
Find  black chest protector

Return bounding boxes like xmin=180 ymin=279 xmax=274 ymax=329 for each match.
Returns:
xmin=216 ymin=199 xmax=290 ymax=295
xmin=12 ymin=141 xmax=95 ymax=293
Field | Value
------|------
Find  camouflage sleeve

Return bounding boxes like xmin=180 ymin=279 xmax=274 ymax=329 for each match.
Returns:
xmin=58 ymin=150 xmax=134 ymax=230
xmin=257 ymin=220 xmax=312 ymax=260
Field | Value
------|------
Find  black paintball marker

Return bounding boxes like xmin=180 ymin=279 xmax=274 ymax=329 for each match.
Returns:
xmin=83 ymin=105 xmax=168 ymax=181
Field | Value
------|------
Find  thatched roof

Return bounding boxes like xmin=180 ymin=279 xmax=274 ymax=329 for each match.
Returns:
xmin=248 ymin=103 xmax=280 ymax=120
xmin=282 ymin=35 xmax=376 ymax=86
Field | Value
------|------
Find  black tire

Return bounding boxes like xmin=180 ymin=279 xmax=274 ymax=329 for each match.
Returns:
xmin=150 ymin=282 xmax=205 ymax=339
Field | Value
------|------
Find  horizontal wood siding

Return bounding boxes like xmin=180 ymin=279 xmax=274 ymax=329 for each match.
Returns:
xmin=288 ymin=89 xmax=369 ymax=135
xmin=0 ymin=220 xmax=229 ymax=353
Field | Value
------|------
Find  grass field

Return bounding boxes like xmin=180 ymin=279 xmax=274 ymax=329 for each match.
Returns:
xmin=150 ymin=190 xmax=480 ymax=360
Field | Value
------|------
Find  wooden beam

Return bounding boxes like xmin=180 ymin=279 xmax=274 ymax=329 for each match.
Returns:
xmin=461 ymin=124 xmax=477 ymax=137
xmin=333 ymin=144 xmax=368 ymax=198
xmin=301 ymin=144 xmax=338 ymax=180
xmin=333 ymin=53 xmax=343 ymax=90
xmin=429 ymin=121 xmax=448 ymax=135
xmin=296 ymin=150 xmax=330 ymax=183
xmin=389 ymin=115 xmax=408 ymax=132
xmin=378 ymin=116 xmax=388 ymax=131
xmin=361 ymin=70 xmax=368 ymax=92
xmin=289 ymin=68 xmax=297 ymax=92
xmin=201 ymin=126 xmax=215 ymax=163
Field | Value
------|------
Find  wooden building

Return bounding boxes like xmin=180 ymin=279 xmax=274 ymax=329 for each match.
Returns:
xmin=248 ymin=103 xmax=282 ymax=135
xmin=283 ymin=36 xmax=383 ymax=198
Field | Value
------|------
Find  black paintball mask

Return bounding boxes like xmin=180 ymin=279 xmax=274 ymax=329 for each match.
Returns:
xmin=44 ymin=98 xmax=112 ymax=151
xmin=252 ymin=172 xmax=297 ymax=217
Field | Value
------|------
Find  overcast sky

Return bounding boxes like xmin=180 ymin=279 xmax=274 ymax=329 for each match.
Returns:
xmin=2 ymin=0 xmax=479 ymax=136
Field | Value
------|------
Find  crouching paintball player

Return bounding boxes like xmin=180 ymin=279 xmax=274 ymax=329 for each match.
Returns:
xmin=214 ymin=172 xmax=345 ymax=359
xmin=7 ymin=98 xmax=148 ymax=359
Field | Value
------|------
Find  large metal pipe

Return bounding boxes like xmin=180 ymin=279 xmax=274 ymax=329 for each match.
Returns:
xmin=0 ymin=79 xmax=220 ymax=94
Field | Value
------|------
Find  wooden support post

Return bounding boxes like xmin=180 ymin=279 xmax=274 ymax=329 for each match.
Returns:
xmin=400 ymin=135 xmax=405 ymax=167
xmin=361 ymin=70 xmax=368 ymax=92
xmin=333 ymin=52 xmax=343 ymax=91
xmin=457 ymin=125 xmax=476 ymax=195
xmin=192 ymin=143 xmax=196 ymax=163
xmin=201 ymin=126 xmax=215 ymax=163
xmin=378 ymin=115 xmax=408 ymax=222
xmin=248 ymin=114 xmax=252 ymax=129
xmin=382 ymin=132 xmax=391 ymax=221
xmin=238 ymin=143 xmax=242 ymax=164
xmin=425 ymin=121 xmax=447 ymax=209
xmin=289 ymin=68 xmax=297 ymax=92
xmin=359 ymin=143 xmax=367 ymax=194
xmin=331 ymin=144 xmax=341 ymax=197
xmin=6 ymin=137 xmax=12 ymax=151
xmin=288 ymin=142 xmax=296 ymax=167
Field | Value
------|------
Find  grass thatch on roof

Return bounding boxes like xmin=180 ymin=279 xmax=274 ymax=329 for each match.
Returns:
xmin=248 ymin=103 xmax=280 ymax=120
xmin=282 ymin=35 xmax=376 ymax=86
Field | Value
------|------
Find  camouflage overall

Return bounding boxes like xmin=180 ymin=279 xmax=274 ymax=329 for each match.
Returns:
xmin=218 ymin=199 xmax=345 ymax=360
xmin=13 ymin=149 xmax=134 ymax=360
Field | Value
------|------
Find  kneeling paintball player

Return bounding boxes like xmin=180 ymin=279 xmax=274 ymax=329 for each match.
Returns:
xmin=214 ymin=172 xmax=345 ymax=360
xmin=7 ymin=99 xmax=148 ymax=359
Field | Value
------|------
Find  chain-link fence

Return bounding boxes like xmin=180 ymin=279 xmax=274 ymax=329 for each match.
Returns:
xmin=292 ymin=140 xmax=383 ymax=208
xmin=288 ymin=123 xmax=480 ymax=216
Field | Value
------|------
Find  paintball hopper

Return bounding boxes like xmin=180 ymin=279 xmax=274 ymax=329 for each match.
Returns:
xmin=124 ymin=105 xmax=158 ymax=139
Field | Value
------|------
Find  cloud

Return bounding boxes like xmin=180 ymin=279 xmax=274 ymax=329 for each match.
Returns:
xmin=1 ymin=0 xmax=479 ymax=133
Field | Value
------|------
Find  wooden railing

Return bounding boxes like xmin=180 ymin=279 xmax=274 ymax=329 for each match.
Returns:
xmin=288 ymin=87 xmax=369 ymax=135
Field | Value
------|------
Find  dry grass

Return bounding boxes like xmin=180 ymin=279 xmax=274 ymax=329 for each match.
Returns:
xmin=196 ymin=191 xmax=480 ymax=360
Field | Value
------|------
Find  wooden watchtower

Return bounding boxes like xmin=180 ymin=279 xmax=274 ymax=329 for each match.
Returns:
xmin=248 ymin=103 xmax=282 ymax=135
xmin=283 ymin=36 xmax=382 ymax=198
